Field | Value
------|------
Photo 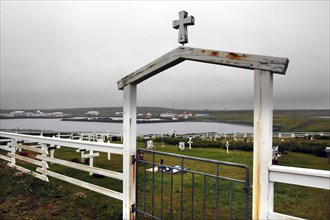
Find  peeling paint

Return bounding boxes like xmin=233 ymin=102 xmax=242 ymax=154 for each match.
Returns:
xmin=210 ymin=51 xmax=219 ymax=56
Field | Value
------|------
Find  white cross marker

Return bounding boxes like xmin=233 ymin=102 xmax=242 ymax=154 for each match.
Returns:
xmin=188 ymin=137 xmax=193 ymax=150
xmin=173 ymin=10 xmax=195 ymax=45
xmin=226 ymin=141 xmax=230 ymax=154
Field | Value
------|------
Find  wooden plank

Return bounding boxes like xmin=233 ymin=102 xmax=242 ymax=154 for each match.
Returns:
xmin=0 ymin=132 xmax=123 ymax=155
xmin=0 ymin=145 xmax=15 ymax=152
xmin=269 ymin=165 xmax=330 ymax=190
xmin=252 ymin=70 xmax=274 ymax=220
xmin=0 ymin=139 xmax=12 ymax=142
xmin=10 ymin=143 xmax=48 ymax=155
xmin=36 ymin=155 xmax=123 ymax=180
xmin=7 ymin=163 xmax=49 ymax=182
xmin=83 ymin=152 xmax=100 ymax=159
xmin=36 ymin=168 xmax=123 ymax=201
xmin=0 ymin=154 xmax=14 ymax=163
xmin=181 ymin=47 xmax=289 ymax=74
xmin=117 ymin=47 xmax=184 ymax=90
xmin=122 ymin=84 xmax=137 ymax=219
xmin=117 ymin=46 xmax=289 ymax=90
xmin=8 ymin=153 xmax=49 ymax=169
xmin=268 ymin=212 xmax=305 ymax=220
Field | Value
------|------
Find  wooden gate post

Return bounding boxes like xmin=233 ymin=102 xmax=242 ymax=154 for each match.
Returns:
xmin=253 ymin=70 xmax=274 ymax=219
xmin=123 ymin=84 xmax=137 ymax=220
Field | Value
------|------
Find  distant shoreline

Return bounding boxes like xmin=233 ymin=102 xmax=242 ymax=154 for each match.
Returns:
xmin=61 ymin=118 xmax=186 ymax=124
xmin=0 ymin=116 xmax=254 ymax=127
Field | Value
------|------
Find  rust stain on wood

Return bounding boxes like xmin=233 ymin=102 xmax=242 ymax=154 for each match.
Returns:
xmin=226 ymin=52 xmax=247 ymax=60
xmin=255 ymin=162 xmax=261 ymax=219
xmin=209 ymin=51 xmax=219 ymax=56
xmin=148 ymin=63 xmax=155 ymax=69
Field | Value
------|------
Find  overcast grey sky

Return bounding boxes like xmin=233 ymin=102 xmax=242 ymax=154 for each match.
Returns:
xmin=1 ymin=1 xmax=329 ymax=110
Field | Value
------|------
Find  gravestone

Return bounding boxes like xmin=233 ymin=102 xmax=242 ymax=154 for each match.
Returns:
xmin=147 ymin=140 xmax=155 ymax=149
xmin=188 ymin=137 xmax=193 ymax=150
xmin=272 ymin=145 xmax=279 ymax=164
xmin=179 ymin=142 xmax=185 ymax=151
xmin=226 ymin=141 xmax=229 ymax=154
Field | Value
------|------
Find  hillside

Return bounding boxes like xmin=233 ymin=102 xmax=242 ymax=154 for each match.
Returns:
xmin=1 ymin=107 xmax=329 ymax=132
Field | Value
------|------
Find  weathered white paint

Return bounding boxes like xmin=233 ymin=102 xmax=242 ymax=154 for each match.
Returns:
xmin=36 ymin=168 xmax=123 ymax=201
xmin=253 ymin=70 xmax=273 ymax=220
xmin=269 ymin=165 xmax=330 ymax=190
xmin=83 ymin=152 xmax=100 ymax=159
xmin=8 ymin=163 xmax=49 ymax=182
xmin=0 ymin=131 xmax=125 ymax=204
xmin=0 ymin=132 xmax=123 ymax=155
xmin=10 ymin=143 xmax=48 ymax=155
xmin=36 ymin=155 xmax=123 ymax=180
xmin=89 ymin=149 xmax=94 ymax=176
xmin=8 ymin=152 xmax=49 ymax=169
xmin=117 ymin=47 xmax=289 ymax=90
xmin=0 ymin=145 xmax=15 ymax=152
xmin=0 ymin=154 xmax=14 ymax=163
xmin=122 ymin=84 xmax=137 ymax=220
xmin=0 ymin=139 xmax=12 ymax=143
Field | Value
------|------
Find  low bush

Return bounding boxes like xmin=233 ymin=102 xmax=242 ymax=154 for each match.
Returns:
xmin=153 ymin=137 xmax=328 ymax=157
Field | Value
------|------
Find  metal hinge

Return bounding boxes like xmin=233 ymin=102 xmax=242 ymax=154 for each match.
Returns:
xmin=132 ymin=155 xmax=136 ymax=165
xmin=132 ymin=204 xmax=136 ymax=213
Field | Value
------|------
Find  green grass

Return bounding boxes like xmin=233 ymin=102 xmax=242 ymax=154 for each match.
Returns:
xmin=1 ymin=140 xmax=329 ymax=219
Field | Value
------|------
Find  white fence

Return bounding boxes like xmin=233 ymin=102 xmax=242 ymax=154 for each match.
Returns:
xmin=0 ymin=131 xmax=125 ymax=203
xmin=1 ymin=131 xmax=329 ymax=219
xmin=268 ymin=165 xmax=330 ymax=220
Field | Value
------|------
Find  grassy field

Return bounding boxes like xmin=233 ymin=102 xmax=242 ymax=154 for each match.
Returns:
xmin=1 ymin=139 xmax=329 ymax=219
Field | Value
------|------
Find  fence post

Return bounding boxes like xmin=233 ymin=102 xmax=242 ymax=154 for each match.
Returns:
xmin=253 ymin=70 xmax=273 ymax=219
xmin=10 ymin=138 xmax=17 ymax=164
xmin=123 ymin=84 xmax=137 ymax=220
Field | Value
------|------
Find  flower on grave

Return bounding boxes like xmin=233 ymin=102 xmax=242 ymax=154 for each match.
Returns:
xmin=13 ymin=170 xmax=29 ymax=177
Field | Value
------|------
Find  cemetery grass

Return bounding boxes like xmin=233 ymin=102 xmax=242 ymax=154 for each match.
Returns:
xmin=1 ymin=143 xmax=329 ymax=219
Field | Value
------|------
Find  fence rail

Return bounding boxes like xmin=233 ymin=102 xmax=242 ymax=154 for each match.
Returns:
xmin=0 ymin=132 xmax=123 ymax=154
xmin=269 ymin=165 xmax=330 ymax=190
xmin=0 ymin=131 xmax=124 ymax=202
xmin=268 ymin=165 xmax=330 ymax=219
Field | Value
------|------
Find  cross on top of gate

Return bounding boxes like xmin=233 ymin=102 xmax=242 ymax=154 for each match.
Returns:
xmin=173 ymin=10 xmax=195 ymax=45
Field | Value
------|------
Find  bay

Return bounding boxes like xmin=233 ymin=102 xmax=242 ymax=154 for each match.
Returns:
xmin=0 ymin=118 xmax=252 ymax=135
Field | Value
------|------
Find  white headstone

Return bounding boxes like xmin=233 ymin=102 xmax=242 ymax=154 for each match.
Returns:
xmin=179 ymin=142 xmax=185 ymax=151
xmin=147 ymin=140 xmax=155 ymax=149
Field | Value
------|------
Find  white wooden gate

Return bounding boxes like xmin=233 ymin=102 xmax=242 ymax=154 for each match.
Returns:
xmin=118 ymin=46 xmax=329 ymax=220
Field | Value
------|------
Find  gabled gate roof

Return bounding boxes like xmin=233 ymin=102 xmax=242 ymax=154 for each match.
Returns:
xmin=117 ymin=46 xmax=289 ymax=90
